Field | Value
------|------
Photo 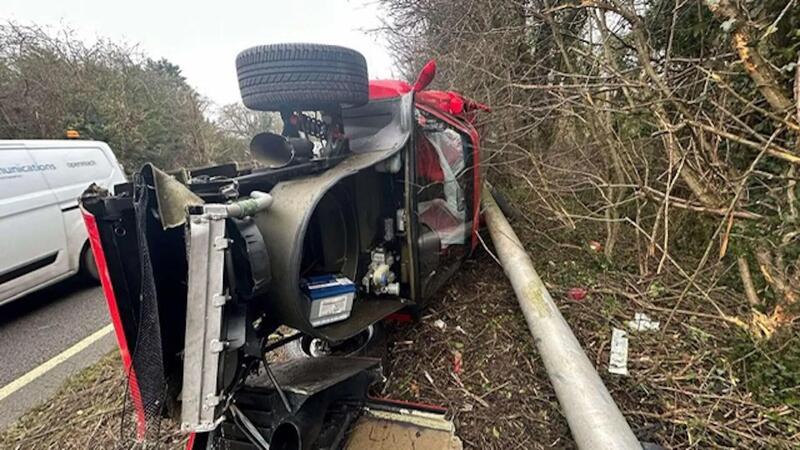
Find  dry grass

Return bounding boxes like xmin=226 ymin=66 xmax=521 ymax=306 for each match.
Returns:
xmin=0 ymin=353 xmax=185 ymax=450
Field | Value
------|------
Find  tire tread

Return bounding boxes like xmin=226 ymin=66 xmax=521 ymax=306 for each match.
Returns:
xmin=235 ymin=43 xmax=369 ymax=110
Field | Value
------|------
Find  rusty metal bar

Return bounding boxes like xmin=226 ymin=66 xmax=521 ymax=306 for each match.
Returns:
xmin=482 ymin=186 xmax=640 ymax=450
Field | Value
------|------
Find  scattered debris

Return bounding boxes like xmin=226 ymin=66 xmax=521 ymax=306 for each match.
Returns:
xmin=567 ymin=287 xmax=588 ymax=302
xmin=626 ymin=313 xmax=660 ymax=332
xmin=409 ymin=380 xmax=420 ymax=398
xmin=453 ymin=351 xmax=463 ymax=374
xmin=588 ymin=241 xmax=603 ymax=253
xmin=433 ymin=319 xmax=447 ymax=330
xmin=608 ymin=328 xmax=629 ymax=376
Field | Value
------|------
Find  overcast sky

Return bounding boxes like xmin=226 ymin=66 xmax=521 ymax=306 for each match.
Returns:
xmin=0 ymin=0 xmax=396 ymax=106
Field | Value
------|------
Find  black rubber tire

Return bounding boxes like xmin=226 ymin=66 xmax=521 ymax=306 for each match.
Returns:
xmin=236 ymin=43 xmax=369 ymax=111
xmin=79 ymin=243 xmax=100 ymax=283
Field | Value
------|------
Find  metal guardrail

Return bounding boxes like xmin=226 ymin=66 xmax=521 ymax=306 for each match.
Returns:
xmin=482 ymin=186 xmax=641 ymax=450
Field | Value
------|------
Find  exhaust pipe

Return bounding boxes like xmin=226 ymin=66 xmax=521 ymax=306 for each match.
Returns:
xmin=270 ymin=421 xmax=303 ymax=450
xmin=482 ymin=186 xmax=641 ymax=450
xmin=250 ymin=132 xmax=314 ymax=168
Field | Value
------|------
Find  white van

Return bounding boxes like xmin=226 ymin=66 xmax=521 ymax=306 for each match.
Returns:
xmin=0 ymin=140 xmax=127 ymax=305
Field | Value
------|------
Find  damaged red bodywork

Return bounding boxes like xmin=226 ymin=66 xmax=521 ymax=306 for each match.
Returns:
xmin=369 ymin=66 xmax=488 ymax=249
xmin=81 ymin=209 xmax=146 ymax=438
xmin=80 ymin=47 xmax=488 ymax=450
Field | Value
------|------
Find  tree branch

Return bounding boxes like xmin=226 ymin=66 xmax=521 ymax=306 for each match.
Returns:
xmin=795 ymin=53 xmax=800 ymax=126
xmin=706 ymin=0 xmax=793 ymax=113
xmin=737 ymin=256 xmax=761 ymax=307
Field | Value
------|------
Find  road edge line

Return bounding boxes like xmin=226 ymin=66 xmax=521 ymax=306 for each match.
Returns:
xmin=0 ymin=324 xmax=113 ymax=402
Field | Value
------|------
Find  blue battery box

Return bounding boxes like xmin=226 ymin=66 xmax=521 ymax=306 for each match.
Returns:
xmin=302 ymin=274 xmax=356 ymax=327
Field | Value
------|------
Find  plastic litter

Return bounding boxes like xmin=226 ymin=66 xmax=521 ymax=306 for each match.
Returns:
xmin=608 ymin=328 xmax=629 ymax=376
xmin=453 ymin=350 xmax=463 ymax=374
xmin=627 ymin=313 xmax=660 ymax=332
xmin=567 ymin=287 xmax=588 ymax=301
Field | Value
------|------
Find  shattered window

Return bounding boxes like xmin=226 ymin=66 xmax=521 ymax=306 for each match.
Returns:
xmin=416 ymin=114 xmax=469 ymax=247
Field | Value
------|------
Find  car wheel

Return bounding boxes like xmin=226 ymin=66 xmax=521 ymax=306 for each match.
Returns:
xmin=236 ymin=43 xmax=369 ymax=111
xmin=80 ymin=244 xmax=100 ymax=283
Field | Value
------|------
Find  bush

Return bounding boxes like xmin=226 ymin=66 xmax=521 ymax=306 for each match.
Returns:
xmin=0 ymin=22 xmax=275 ymax=171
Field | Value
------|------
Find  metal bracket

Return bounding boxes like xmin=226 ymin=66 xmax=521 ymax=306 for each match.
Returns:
xmin=213 ymin=236 xmax=229 ymax=250
xmin=212 ymin=294 xmax=229 ymax=307
xmin=209 ymin=339 xmax=228 ymax=353
xmin=204 ymin=394 xmax=221 ymax=409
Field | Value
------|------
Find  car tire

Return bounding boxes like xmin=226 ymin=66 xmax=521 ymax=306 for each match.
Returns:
xmin=80 ymin=243 xmax=100 ymax=283
xmin=236 ymin=43 xmax=369 ymax=111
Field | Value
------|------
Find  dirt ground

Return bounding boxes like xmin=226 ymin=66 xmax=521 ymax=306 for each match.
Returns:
xmin=382 ymin=253 xmax=799 ymax=449
xmin=1 ymin=242 xmax=798 ymax=449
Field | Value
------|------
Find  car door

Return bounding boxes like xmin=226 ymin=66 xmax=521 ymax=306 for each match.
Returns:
xmin=409 ymin=107 xmax=477 ymax=300
xmin=0 ymin=144 xmax=70 ymax=303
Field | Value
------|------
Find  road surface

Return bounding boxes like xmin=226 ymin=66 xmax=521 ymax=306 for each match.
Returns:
xmin=0 ymin=277 xmax=115 ymax=431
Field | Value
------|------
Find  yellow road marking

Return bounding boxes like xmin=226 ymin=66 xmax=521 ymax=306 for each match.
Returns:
xmin=0 ymin=324 xmax=113 ymax=402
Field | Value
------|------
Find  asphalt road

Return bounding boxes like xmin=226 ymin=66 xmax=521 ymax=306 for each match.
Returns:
xmin=0 ymin=277 xmax=115 ymax=431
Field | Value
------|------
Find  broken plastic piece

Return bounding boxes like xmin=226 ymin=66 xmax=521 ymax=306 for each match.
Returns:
xmin=567 ymin=287 xmax=588 ymax=302
xmin=626 ymin=313 xmax=660 ymax=332
xmin=608 ymin=328 xmax=629 ymax=376
xmin=453 ymin=351 xmax=463 ymax=375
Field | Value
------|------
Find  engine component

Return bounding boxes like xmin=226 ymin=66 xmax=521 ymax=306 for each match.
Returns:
xmin=383 ymin=217 xmax=395 ymax=242
xmin=228 ymin=217 xmax=271 ymax=300
xmin=252 ymin=133 xmax=411 ymax=341
xmin=362 ymin=247 xmax=399 ymax=296
xmin=303 ymin=275 xmax=357 ymax=327
xmin=182 ymin=204 xmax=230 ymax=432
xmin=208 ymin=357 xmax=381 ymax=450
xmin=396 ymin=209 xmax=406 ymax=232
xmin=182 ymin=191 xmax=275 ymax=433
xmin=226 ymin=190 xmax=273 ymax=218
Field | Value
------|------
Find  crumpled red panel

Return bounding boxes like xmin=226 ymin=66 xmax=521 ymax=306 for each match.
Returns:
xmin=368 ymin=79 xmax=412 ymax=100
xmin=368 ymin=80 xmax=491 ymax=118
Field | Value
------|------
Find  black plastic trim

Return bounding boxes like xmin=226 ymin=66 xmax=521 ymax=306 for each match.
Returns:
xmin=0 ymin=252 xmax=59 ymax=285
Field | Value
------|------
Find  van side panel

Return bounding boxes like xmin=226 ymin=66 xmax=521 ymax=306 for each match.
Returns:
xmin=0 ymin=146 xmax=70 ymax=303
xmin=28 ymin=144 xmax=124 ymax=273
xmin=27 ymin=144 xmax=119 ymax=206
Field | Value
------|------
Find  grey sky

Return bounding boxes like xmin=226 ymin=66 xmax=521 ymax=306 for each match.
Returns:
xmin=1 ymin=0 xmax=395 ymax=105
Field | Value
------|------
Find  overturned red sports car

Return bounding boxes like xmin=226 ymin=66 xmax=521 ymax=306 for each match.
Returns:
xmin=80 ymin=43 xmax=488 ymax=450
